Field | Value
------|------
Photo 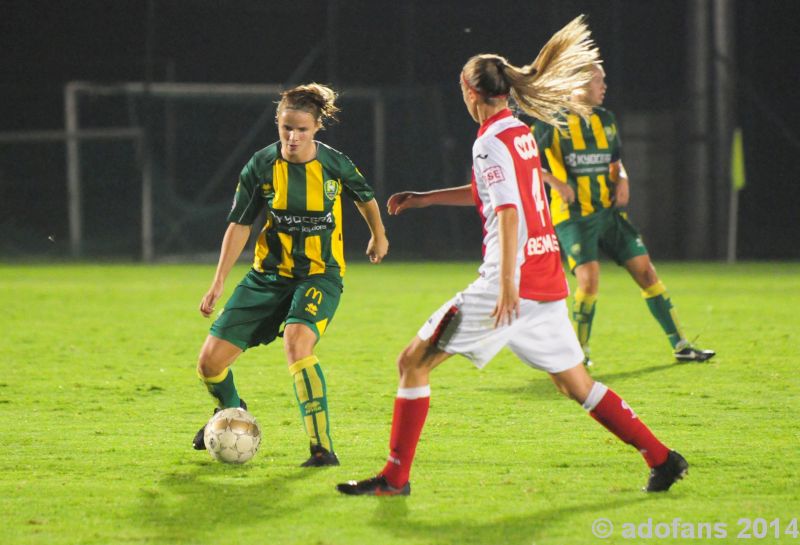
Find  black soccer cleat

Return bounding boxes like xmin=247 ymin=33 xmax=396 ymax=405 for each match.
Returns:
xmin=192 ymin=399 xmax=247 ymax=450
xmin=300 ymin=444 xmax=340 ymax=467
xmin=645 ymin=450 xmax=689 ymax=492
xmin=674 ymin=344 xmax=716 ymax=363
xmin=336 ymin=475 xmax=411 ymax=496
xmin=583 ymin=356 xmax=594 ymax=368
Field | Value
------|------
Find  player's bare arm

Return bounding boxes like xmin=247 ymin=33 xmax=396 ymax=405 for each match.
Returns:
xmin=609 ymin=160 xmax=629 ymax=206
xmin=354 ymin=198 xmax=389 ymax=263
xmin=200 ymin=222 xmax=251 ymax=317
xmin=491 ymin=206 xmax=520 ymax=328
xmin=387 ymin=184 xmax=473 ymax=215
xmin=541 ymin=171 xmax=576 ymax=204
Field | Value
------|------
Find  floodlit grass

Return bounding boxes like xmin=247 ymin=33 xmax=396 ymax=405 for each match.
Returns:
xmin=1 ymin=261 xmax=798 ymax=545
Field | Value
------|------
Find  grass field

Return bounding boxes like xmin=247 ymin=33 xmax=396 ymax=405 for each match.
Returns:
xmin=1 ymin=261 xmax=798 ymax=545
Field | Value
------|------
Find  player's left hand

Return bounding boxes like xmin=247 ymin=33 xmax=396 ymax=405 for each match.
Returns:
xmin=366 ymin=234 xmax=389 ymax=264
xmin=491 ymin=284 xmax=520 ymax=328
xmin=613 ymin=178 xmax=630 ymax=207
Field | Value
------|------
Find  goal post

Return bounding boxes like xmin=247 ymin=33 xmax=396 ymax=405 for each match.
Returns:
xmin=63 ymin=81 xmax=390 ymax=262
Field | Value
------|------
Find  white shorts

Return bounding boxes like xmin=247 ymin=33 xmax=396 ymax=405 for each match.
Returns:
xmin=417 ymin=278 xmax=583 ymax=373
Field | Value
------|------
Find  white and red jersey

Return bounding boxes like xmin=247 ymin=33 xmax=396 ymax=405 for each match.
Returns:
xmin=470 ymin=109 xmax=568 ymax=301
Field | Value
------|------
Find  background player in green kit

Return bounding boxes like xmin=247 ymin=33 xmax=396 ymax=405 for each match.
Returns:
xmin=532 ymin=65 xmax=714 ymax=366
xmin=192 ymin=83 xmax=389 ymax=466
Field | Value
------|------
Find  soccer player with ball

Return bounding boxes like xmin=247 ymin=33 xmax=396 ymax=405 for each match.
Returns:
xmin=338 ymin=16 xmax=687 ymax=496
xmin=193 ymin=83 xmax=389 ymax=467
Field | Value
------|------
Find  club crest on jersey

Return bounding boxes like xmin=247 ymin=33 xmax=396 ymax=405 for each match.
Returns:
xmin=482 ymin=165 xmax=506 ymax=186
xmin=324 ymin=179 xmax=339 ymax=200
xmin=260 ymin=182 xmax=273 ymax=196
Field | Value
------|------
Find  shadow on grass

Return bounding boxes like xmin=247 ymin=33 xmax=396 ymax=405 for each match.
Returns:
xmin=490 ymin=362 xmax=679 ymax=398
xmin=369 ymin=494 xmax=648 ymax=545
xmin=135 ymin=459 xmax=319 ymax=542
xmin=590 ymin=362 xmax=683 ymax=384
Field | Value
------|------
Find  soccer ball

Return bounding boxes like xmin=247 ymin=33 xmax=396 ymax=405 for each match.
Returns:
xmin=203 ymin=407 xmax=262 ymax=464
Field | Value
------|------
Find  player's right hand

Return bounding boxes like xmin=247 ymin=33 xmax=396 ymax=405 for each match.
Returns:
xmin=387 ymin=192 xmax=424 ymax=215
xmin=199 ymin=283 xmax=223 ymax=318
xmin=491 ymin=284 xmax=520 ymax=328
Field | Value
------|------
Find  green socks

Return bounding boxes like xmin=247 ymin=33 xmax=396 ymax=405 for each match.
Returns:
xmin=199 ymin=367 xmax=241 ymax=408
xmin=642 ymin=281 xmax=685 ymax=348
xmin=572 ymin=288 xmax=598 ymax=353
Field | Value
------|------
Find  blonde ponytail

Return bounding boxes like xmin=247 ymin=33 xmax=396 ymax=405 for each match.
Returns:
xmin=463 ymin=15 xmax=600 ymax=126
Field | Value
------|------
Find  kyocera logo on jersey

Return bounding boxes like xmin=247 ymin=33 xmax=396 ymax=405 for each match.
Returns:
xmin=514 ymin=133 xmax=538 ymax=160
xmin=526 ymin=234 xmax=561 ymax=256
xmin=482 ymin=165 xmax=506 ymax=186
xmin=565 ymin=152 xmax=613 ymax=167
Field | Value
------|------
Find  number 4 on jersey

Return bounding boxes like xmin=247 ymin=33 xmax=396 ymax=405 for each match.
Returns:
xmin=531 ymin=168 xmax=547 ymax=227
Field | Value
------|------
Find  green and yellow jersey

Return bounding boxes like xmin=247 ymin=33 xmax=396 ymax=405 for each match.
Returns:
xmin=228 ymin=141 xmax=374 ymax=279
xmin=532 ymin=107 xmax=621 ymax=225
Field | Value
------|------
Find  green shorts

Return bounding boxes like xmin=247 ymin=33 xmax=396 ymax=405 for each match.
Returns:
xmin=210 ymin=269 xmax=343 ymax=350
xmin=554 ymin=207 xmax=648 ymax=272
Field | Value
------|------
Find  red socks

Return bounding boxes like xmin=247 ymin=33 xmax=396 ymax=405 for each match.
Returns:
xmin=584 ymin=382 xmax=669 ymax=467
xmin=378 ymin=381 xmax=667 ymax=490
xmin=381 ymin=386 xmax=431 ymax=488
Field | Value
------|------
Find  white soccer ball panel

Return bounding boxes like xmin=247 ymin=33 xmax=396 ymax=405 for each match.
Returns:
xmin=203 ymin=407 xmax=262 ymax=464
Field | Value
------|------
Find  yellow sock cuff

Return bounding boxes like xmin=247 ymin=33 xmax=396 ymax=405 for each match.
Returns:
xmin=199 ymin=367 xmax=229 ymax=384
xmin=289 ymin=355 xmax=319 ymax=376
xmin=575 ymin=289 xmax=598 ymax=306
xmin=641 ymin=281 xmax=667 ymax=298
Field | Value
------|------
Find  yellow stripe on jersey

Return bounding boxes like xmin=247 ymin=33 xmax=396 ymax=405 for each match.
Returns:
xmin=548 ymin=129 xmax=568 ymax=181
xmin=567 ymin=115 xmax=586 ymax=150
xmin=305 ymin=161 xmax=325 ymax=212
xmin=252 ymin=231 xmax=269 ymax=272
xmin=253 ymin=231 xmax=266 ymax=272
xmin=548 ymin=176 xmax=568 ymax=225
xmin=305 ymin=235 xmax=326 ymax=275
xmin=547 ymin=129 xmax=570 ymax=225
xmin=598 ymin=174 xmax=612 ymax=208
xmin=277 ymin=232 xmax=294 ymax=277
xmin=331 ymin=190 xmax=345 ymax=276
xmin=590 ymin=114 xmax=609 ymax=149
xmin=316 ymin=318 xmax=328 ymax=336
xmin=272 ymin=161 xmax=289 ymax=209
xmin=577 ymin=176 xmax=594 ymax=216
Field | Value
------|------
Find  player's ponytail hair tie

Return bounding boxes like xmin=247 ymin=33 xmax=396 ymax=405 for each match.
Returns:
xmin=277 ymin=83 xmax=341 ymax=128
xmin=461 ymin=55 xmax=511 ymax=101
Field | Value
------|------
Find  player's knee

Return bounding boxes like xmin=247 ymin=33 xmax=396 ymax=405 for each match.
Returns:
xmin=197 ymin=352 xmax=224 ymax=378
xmin=396 ymin=349 xmax=413 ymax=375
xmin=282 ymin=324 xmax=316 ymax=363
xmin=396 ymin=346 xmax=424 ymax=378
xmin=642 ymin=268 xmax=659 ymax=288
xmin=551 ymin=370 xmax=592 ymax=403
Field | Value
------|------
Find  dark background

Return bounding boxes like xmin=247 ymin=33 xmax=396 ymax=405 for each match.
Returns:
xmin=1 ymin=0 xmax=798 ymax=261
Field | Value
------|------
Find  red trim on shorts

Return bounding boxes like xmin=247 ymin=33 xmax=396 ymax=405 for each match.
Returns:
xmin=430 ymin=305 xmax=459 ymax=346
xmin=494 ymin=203 xmax=517 ymax=212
